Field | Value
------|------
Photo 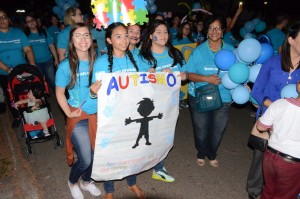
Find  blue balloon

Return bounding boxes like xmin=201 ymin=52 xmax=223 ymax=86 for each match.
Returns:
xmin=228 ymin=63 xmax=250 ymax=84
xmin=255 ymin=21 xmax=266 ymax=33
xmin=237 ymin=38 xmax=262 ymax=63
xmin=233 ymin=48 xmax=250 ymax=65
xmin=281 ymin=84 xmax=298 ymax=98
xmin=252 ymin=18 xmax=261 ymax=25
xmin=232 ymin=86 xmax=250 ymax=104
xmin=239 ymin=27 xmax=247 ymax=38
xmin=244 ymin=33 xmax=254 ymax=39
xmin=255 ymin=43 xmax=274 ymax=64
xmin=221 ymin=73 xmax=239 ymax=89
xmin=244 ymin=21 xmax=255 ymax=33
xmin=68 ymin=0 xmax=76 ymax=6
xmin=147 ymin=0 xmax=155 ymax=6
xmin=193 ymin=2 xmax=201 ymax=9
xmin=64 ymin=3 xmax=71 ymax=11
xmin=52 ymin=6 xmax=60 ymax=15
xmin=248 ymin=64 xmax=262 ymax=83
xmin=148 ymin=4 xmax=157 ymax=14
xmin=214 ymin=49 xmax=236 ymax=71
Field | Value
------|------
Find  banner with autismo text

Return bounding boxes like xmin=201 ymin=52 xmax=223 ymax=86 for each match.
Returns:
xmin=91 ymin=72 xmax=180 ymax=181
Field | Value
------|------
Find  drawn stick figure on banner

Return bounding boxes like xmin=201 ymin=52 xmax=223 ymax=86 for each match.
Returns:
xmin=125 ymin=98 xmax=163 ymax=149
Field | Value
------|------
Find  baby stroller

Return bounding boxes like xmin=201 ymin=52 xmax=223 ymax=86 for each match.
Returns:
xmin=7 ymin=64 xmax=63 ymax=155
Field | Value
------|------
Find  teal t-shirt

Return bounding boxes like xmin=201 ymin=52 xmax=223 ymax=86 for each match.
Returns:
xmin=172 ymin=37 xmax=193 ymax=46
xmin=47 ymin=25 xmax=60 ymax=44
xmin=91 ymin=28 xmax=107 ymax=55
xmin=186 ymin=41 xmax=234 ymax=102
xmin=57 ymin=26 xmax=71 ymax=50
xmin=0 ymin=27 xmax=30 ymax=74
xmin=27 ymin=30 xmax=53 ymax=63
xmin=55 ymin=59 xmax=97 ymax=114
xmin=139 ymin=47 xmax=187 ymax=72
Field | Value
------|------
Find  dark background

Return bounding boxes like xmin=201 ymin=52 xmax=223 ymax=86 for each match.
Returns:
xmin=3 ymin=0 xmax=299 ymax=26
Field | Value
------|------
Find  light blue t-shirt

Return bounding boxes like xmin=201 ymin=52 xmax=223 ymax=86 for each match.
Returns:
xmin=27 ymin=30 xmax=53 ymax=63
xmin=91 ymin=28 xmax=107 ymax=55
xmin=139 ymin=47 xmax=186 ymax=72
xmin=47 ymin=25 xmax=60 ymax=44
xmin=93 ymin=53 xmax=142 ymax=79
xmin=169 ymin=27 xmax=178 ymax=41
xmin=57 ymin=26 xmax=71 ymax=50
xmin=0 ymin=27 xmax=30 ymax=74
xmin=266 ymin=28 xmax=285 ymax=55
xmin=55 ymin=59 xmax=97 ymax=114
xmin=186 ymin=41 xmax=234 ymax=102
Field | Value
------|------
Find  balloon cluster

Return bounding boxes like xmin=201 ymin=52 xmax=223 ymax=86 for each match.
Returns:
xmin=240 ymin=18 xmax=267 ymax=39
xmin=146 ymin=0 xmax=157 ymax=14
xmin=215 ymin=38 xmax=274 ymax=105
xmin=91 ymin=0 xmax=149 ymax=29
xmin=52 ymin=0 xmax=78 ymax=20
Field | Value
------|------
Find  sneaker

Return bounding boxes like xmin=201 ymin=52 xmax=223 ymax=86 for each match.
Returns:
xmin=68 ymin=181 xmax=84 ymax=199
xmin=152 ymin=167 xmax=175 ymax=182
xmin=80 ymin=180 xmax=101 ymax=196
xmin=43 ymin=130 xmax=50 ymax=137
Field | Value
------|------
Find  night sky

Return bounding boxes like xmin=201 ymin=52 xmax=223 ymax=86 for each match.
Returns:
xmin=3 ymin=0 xmax=299 ymax=23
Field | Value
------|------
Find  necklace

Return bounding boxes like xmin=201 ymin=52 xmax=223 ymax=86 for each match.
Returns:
xmin=288 ymin=61 xmax=300 ymax=80
xmin=208 ymin=40 xmax=224 ymax=52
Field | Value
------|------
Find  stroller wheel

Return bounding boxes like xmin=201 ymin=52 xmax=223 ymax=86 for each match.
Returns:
xmin=57 ymin=138 xmax=64 ymax=148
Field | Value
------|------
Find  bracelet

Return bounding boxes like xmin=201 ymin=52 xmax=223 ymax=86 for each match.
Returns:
xmin=89 ymin=91 xmax=97 ymax=99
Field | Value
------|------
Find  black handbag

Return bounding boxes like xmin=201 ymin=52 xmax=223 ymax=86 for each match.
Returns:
xmin=247 ymin=97 xmax=270 ymax=152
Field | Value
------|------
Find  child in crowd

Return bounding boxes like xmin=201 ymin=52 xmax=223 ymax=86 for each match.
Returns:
xmin=139 ymin=19 xmax=187 ymax=183
xmin=14 ymin=85 xmax=50 ymax=138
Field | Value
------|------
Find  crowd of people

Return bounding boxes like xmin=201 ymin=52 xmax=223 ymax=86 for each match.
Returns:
xmin=1 ymin=4 xmax=300 ymax=199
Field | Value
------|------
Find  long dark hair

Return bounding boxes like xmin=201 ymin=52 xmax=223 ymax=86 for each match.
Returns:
xmin=24 ymin=13 xmax=47 ymax=37
xmin=105 ymin=22 xmax=138 ymax=73
xmin=175 ymin=22 xmax=193 ymax=42
xmin=67 ymin=23 xmax=96 ymax=88
xmin=281 ymin=21 xmax=300 ymax=72
xmin=140 ymin=19 xmax=184 ymax=69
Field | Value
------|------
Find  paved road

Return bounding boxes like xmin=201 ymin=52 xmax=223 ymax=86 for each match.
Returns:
xmin=2 ymin=95 xmax=256 ymax=199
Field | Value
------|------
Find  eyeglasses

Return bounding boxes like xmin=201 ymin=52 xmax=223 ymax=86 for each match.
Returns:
xmin=208 ymin=26 xmax=222 ymax=32
xmin=0 ymin=15 xmax=8 ymax=21
xmin=73 ymin=33 xmax=91 ymax=40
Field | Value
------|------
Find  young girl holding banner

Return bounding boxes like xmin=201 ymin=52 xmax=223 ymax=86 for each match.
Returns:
xmin=91 ymin=22 xmax=146 ymax=199
xmin=55 ymin=23 xmax=101 ymax=199
xmin=139 ymin=19 xmax=187 ymax=183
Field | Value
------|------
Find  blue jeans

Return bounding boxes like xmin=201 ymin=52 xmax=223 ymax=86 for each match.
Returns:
xmin=154 ymin=160 xmax=164 ymax=172
xmin=36 ymin=59 xmax=56 ymax=93
xmin=104 ymin=175 xmax=136 ymax=193
xmin=69 ymin=120 xmax=93 ymax=184
xmin=188 ymin=95 xmax=230 ymax=160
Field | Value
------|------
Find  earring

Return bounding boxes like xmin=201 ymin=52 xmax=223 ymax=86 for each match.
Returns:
xmin=221 ymin=34 xmax=223 ymax=38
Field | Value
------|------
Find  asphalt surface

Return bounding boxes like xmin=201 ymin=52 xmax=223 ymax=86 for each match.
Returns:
xmin=0 ymin=95 xmax=256 ymax=199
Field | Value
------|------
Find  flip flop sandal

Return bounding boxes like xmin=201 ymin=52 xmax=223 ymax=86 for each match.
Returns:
xmin=197 ymin=158 xmax=205 ymax=166
xmin=209 ymin=159 xmax=218 ymax=168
